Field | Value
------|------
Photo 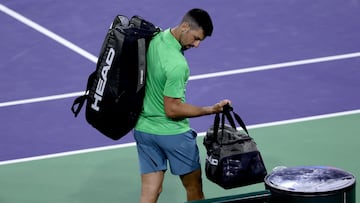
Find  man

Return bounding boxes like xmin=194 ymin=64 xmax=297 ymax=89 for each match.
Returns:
xmin=134 ymin=8 xmax=230 ymax=203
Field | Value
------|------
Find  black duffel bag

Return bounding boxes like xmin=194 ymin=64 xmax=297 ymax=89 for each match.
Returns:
xmin=203 ymin=105 xmax=267 ymax=189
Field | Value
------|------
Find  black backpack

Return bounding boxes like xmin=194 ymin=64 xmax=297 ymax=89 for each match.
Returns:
xmin=71 ymin=15 xmax=160 ymax=140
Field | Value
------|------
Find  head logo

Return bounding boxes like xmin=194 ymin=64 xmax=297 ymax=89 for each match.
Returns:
xmin=206 ymin=155 xmax=218 ymax=166
xmin=91 ymin=48 xmax=115 ymax=111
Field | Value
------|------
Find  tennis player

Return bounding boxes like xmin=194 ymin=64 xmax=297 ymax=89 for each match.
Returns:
xmin=134 ymin=8 xmax=230 ymax=203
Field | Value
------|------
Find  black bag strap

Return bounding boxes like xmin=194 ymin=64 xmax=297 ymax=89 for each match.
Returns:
xmin=70 ymin=71 xmax=96 ymax=117
xmin=212 ymin=104 xmax=249 ymax=140
xmin=137 ymin=38 xmax=146 ymax=93
xmin=225 ymin=105 xmax=249 ymax=135
xmin=221 ymin=109 xmax=226 ymax=138
xmin=71 ymin=94 xmax=87 ymax=117
xmin=212 ymin=112 xmax=220 ymax=140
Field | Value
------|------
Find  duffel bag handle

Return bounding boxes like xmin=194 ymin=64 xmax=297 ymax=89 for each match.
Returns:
xmin=212 ymin=104 xmax=249 ymax=140
xmin=224 ymin=104 xmax=249 ymax=135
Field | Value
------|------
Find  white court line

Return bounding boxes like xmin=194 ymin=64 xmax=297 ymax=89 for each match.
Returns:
xmin=1 ymin=3 xmax=360 ymax=108
xmin=0 ymin=4 xmax=98 ymax=63
xmin=189 ymin=52 xmax=360 ymax=80
xmin=0 ymin=91 xmax=86 ymax=107
xmin=1 ymin=109 xmax=359 ymax=166
xmin=1 ymin=51 xmax=360 ymax=108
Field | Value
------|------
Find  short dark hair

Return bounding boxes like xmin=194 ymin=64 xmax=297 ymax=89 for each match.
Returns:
xmin=182 ymin=8 xmax=213 ymax=37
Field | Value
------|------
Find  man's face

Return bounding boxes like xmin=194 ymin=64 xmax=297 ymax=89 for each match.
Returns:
xmin=179 ymin=25 xmax=205 ymax=51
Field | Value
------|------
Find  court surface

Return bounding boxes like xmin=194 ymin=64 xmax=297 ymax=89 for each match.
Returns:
xmin=1 ymin=0 xmax=360 ymax=202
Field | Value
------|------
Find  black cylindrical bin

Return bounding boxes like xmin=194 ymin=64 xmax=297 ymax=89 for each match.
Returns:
xmin=265 ymin=166 xmax=356 ymax=203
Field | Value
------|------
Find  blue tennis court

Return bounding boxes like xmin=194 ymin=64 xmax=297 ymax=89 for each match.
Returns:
xmin=1 ymin=1 xmax=360 ymax=202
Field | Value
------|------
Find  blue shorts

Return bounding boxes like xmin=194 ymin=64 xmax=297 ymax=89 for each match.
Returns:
xmin=134 ymin=129 xmax=201 ymax=175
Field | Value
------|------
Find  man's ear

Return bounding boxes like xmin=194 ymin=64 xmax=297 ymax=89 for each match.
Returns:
xmin=180 ymin=22 xmax=190 ymax=32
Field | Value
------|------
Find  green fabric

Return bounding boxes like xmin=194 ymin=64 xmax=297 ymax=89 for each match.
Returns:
xmin=135 ymin=29 xmax=190 ymax=135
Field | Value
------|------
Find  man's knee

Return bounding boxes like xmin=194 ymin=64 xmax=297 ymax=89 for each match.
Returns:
xmin=180 ymin=169 xmax=202 ymax=185
xmin=180 ymin=169 xmax=204 ymax=200
xmin=140 ymin=171 xmax=164 ymax=202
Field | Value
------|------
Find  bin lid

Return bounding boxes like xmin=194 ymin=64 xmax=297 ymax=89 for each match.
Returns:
xmin=265 ymin=166 xmax=355 ymax=193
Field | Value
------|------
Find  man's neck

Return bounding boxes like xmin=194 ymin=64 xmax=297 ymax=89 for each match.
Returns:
xmin=170 ymin=26 xmax=180 ymax=41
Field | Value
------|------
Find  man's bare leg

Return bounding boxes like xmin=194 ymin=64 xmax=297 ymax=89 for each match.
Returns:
xmin=180 ymin=168 xmax=204 ymax=201
xmin=140 ymin=171 xmax=165 ymax=203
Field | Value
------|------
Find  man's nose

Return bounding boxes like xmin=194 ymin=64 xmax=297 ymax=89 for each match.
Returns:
xmin=193 ymin=40 xmax=201 ymax=48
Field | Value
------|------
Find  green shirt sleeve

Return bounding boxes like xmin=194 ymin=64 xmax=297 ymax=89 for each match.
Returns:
xmin=163 ymin=62 xmax=189 ymax=100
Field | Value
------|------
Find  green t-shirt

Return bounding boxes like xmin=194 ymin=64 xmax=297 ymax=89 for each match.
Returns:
xmin=135 ymin=29 xmax=190 ymax=135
